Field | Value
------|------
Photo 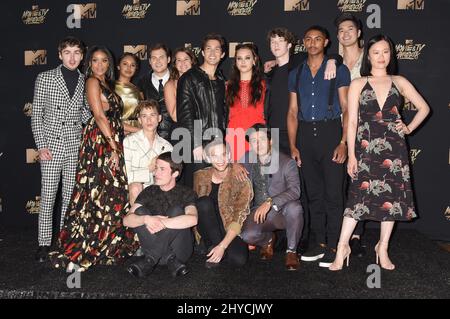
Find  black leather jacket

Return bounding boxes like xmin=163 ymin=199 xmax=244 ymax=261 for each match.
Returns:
xmin=176 ymin=66 xmax=227 ymax=149
xmin=137 ymin=71 xmax=173 ymax=141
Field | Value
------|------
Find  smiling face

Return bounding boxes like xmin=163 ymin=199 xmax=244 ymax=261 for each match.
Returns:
xmin=248 ymin=131 xmax=271 ymax=158
xmin=269 ymin=35 xmax=291 ymax=59
xmin=202 ymin=39 xmax=225 ymax=67
xmin=118 ymin=55 xmax=138 ymax=80
xmin=137 ymin=106 xmax=161 ymax=133
xmin=207 ymin=143 xmax=229 ymax=172
xmin=235 ymin=47 xmax=256 ymax=75
xmin=150 ymin=48 xmax=170 ymax=75
xmin=337 ymin=20 xmax=361 ymax=48
xmin=174 ymin=51 xmax=193 ymax=76
xmin=89 ymin=50 xmax=109 ymax=77
xmin=59 ymin=45 xmax=83 ymax=70
xmin=368 ymin=40 xmax=391 ymax=71
xmin=304 ymin=29 xmax=329 ymax=56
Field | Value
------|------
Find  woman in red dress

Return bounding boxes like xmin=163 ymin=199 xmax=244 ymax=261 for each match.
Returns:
xmin=226 ymin=43 xmax=266 ymax=162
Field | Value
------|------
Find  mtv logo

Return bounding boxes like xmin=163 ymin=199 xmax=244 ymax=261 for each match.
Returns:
xmin=184 ymin=43 xmax=201 ymax=58
xmin=26 ymin=148 xmax=40 ymax=163
xmin=176 ymin=0 xmax=200 ymax=16
xmin=24 ymin=50 xmax=47 ymax=66
xmin=74 ymin=3 xmax=97 ymax=19
xmin=23 ymin=102 xmax=33 ymax=116
xmin=284 ymin=0 xmax=309 ymax=11
xmin=229 ymin=42 xmax=252 ymax=58
xmin=124 ymin=45 xmax=148 ymax=60
xmin=397 ymin=0 xmax=425 ymax=10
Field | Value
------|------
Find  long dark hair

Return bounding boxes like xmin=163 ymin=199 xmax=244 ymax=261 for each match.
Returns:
xmin=117 ymin=52 xmax=140 ymax=78
xmin=83 ymin=45 xmax=115 ymax=83
xmin=226 ymin=43 xmax=264 ymax=107
xmin=169 ymin=47 xmax=197 ymax=81
xmin=360 ymin=34 xmax=398 ymax=76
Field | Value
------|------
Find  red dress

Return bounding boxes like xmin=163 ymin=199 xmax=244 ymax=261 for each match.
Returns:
xmin=226 ymin=80 xmax=266 ymax=161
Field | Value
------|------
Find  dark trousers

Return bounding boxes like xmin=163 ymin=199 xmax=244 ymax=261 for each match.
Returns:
xmin=133 ymin=206 xmax=194 ymax=265
xmin=298 ymin=118 xmax=345 ymax=249
xmin=196 ymin=196 xmax=248 ymax=266
xmin=278 ymin=130 xmax=311 ymax=245
xmin=241 ymin=200 xmax=304 ymax=252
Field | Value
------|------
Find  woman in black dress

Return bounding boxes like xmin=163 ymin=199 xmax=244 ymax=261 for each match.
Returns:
xmin=49 ymin=46 xmax=139 ymax=271
xmin=329 ymin=35 xmax=429 ymax=271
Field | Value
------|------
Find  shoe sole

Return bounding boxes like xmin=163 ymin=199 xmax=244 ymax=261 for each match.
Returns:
xmin=301 ymin=253 xmax=325 ymax=261
xmin=318 ymin=261 xmax=332 ymax=268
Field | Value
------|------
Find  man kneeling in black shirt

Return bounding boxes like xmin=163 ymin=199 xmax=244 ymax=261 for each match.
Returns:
xmin=123 ymin=152 xmax=198 ymax=278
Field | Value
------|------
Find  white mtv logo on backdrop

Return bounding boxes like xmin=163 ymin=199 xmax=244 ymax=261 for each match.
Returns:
xmin=66 ymin=4 xmax=96 ymax=29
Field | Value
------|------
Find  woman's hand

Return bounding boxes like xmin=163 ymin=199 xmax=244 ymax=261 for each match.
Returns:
xmin=109 ymin=151 xmax=120 ymax=170
xmin=395 ymin=119 xmax=411 ymax=135
xmin=347 ymin=156 xmax=358 ymax=179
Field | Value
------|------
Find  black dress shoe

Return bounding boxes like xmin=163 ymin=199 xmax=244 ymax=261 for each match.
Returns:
xmin=35 ymin=246 xmax=50 ymax=263
xmin=167 ymin=255 xmax=189 ymax=277
xmin=127 ymin=256 xmax=157 ymax=278
xmin=350 ymin=238 xmax=366 ymax=257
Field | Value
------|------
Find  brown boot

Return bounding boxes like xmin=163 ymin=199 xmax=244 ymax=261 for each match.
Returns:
xmin=260 ymin=233 xmax=276 ymax=260
xmin=285 ymin=252 xmax=300 ymax=271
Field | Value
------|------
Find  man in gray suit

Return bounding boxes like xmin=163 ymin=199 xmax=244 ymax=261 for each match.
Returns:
xmin=31 ymin=37 xmax=91 ymax=262
xmin=240 ymin=124 xmax=304 ymax=270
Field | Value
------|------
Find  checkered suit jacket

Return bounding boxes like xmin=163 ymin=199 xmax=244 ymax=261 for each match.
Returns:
xmin=31 ymin=65 xmax=92 ymax=153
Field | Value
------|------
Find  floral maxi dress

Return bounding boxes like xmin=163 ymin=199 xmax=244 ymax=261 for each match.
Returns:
xmin=344 ymin=78 xmax=416 ymax=222
xmin=49 ymin=81 xmax=139 ymax=271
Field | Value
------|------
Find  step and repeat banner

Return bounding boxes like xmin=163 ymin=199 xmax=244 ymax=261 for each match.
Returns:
xmin=1 ymin=0 xmax=449 ymax=241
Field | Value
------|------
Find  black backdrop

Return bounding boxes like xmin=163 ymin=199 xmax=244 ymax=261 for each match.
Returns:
xmin=1 ymin=0 xmax=449 ymax=241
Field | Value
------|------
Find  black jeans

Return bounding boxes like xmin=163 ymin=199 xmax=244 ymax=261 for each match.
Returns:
xmin=132 ymin=205 xmax=194 ymax=265
xmin=196 ymin=196 xmax=248 ymax=266
xmin=298 ymin=118 xmax=345 ymax=249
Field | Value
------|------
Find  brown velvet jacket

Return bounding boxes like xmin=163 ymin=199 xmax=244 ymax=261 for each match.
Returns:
xmin=193 ymin=166 xmax=253 ymax=235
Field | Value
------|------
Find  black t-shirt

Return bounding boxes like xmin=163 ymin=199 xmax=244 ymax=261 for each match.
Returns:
xmin=209 ymin=182 xmax=221 ymax=214
xmin=268 ymin=63 xmax=290 ymax=132
xmin=135 ymin=184 xmax=197 ymax=216
xmin=211 ymin=79 xmax=226 ymax=132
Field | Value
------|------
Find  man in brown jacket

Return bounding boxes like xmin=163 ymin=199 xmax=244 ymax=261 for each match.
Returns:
xmin=193 ymin=139 xmax=253 ymax=268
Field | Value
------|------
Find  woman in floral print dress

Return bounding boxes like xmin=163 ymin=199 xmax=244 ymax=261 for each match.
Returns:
xmin=49 ymin=46 xmax=139 ymax=271
xmin=329 ymin=35 xmax=429 ymax=271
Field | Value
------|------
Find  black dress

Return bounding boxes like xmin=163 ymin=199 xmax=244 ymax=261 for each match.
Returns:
xmin=49 ymin=79 xmax=139 ymax=271
xmin=344 ymin=78 xmax=416 ymax=222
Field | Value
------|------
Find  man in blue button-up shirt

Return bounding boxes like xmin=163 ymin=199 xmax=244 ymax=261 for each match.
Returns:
xmin=287 ymin=25 xmax=350 ymax=269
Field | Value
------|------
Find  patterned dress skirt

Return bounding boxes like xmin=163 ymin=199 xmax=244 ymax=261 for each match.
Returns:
xmin=344 ymin=79 xmax=416 ymax=222
xmin=49 ymin=115 xmax=139 ymax=271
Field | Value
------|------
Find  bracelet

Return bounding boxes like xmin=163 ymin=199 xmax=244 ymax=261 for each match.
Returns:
xmin=218 ymin=244 xmax=227 ymax=250
xmin=265 ymin=197 xmax=273 ymax=205
xmin=105 ymin=135 xmax=114 ymax=142
xmin=340 ymin=140 xmax=347 ymax=145
xmin=111 ymin=148 xmax=121 ymax=154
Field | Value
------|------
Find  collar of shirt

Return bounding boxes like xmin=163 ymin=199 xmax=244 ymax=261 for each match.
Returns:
xmin=151 ymin=70 xmax=170 ymax=90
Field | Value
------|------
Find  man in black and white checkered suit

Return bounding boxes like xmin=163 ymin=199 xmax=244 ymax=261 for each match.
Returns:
xmin=31 ymin=37 xmax=91 ymax=262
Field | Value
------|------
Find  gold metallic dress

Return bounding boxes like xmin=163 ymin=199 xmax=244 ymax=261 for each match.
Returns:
xmin=115 ymin=81 xmax=142 ymax=129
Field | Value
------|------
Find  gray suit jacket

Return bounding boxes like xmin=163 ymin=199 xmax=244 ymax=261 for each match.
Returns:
xmin=244 ymin=151 xmax=301 ymax=209
xmin=31 ymin=64 xmax=91 ymax=154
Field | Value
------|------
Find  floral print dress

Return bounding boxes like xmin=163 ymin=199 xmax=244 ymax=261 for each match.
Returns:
xmin=49 ymin=80 xmax=139 ymax=271
xmin=344 ymin=78 xmax=416 ymax=222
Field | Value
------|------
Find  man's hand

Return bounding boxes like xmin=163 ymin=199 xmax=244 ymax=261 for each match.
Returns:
xmin=144 ymin=215 xmax=167 ymax=234
xmin=324 ymin=59 xmax=337 ymax=80
xmin=193 ymin=146 xmax=203 ymax=162
xmin=38 ymin=148 xmax=53 ymax=161
xmin=232 ymin=163 xmax=249 ymax=182
xmin=290 ymin=147 xmax=302 ymax=167
xmin=206 ymin=244 xmax=226 ymax=263
xmin=264 ymin=60 xmax=277 ymax=73
xmin=254 ymin=201 xmax=271 ymax=224
xmin=332 ymin=143 xmax=347 ymax=164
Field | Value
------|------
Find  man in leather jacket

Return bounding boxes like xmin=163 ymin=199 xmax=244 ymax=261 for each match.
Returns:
xmin=175 ymin=33 xmax=228 ymax=186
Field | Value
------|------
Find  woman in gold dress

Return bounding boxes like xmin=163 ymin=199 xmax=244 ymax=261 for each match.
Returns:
xmin=115 ymin=53 xmax=144 ymax=135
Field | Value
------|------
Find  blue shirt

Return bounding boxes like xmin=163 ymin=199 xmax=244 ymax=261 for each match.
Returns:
xmin=288 ymin=59 xmax=351 ymax=122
